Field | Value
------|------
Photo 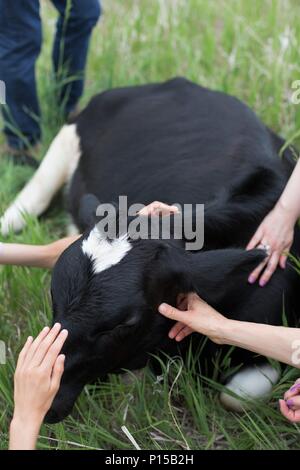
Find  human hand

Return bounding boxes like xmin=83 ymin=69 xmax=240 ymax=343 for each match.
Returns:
xmin=158 ymin=292 xmax=229 ymax=344
xmin=9 ymin=324 xmax=68 ymax=450
xmin=279 ymin=379 xmax=300 ymax=423
xmin=139 ymin=201 xmax=179 ymax=216
xmin=246 ymin=204 xmax=295 ymax=286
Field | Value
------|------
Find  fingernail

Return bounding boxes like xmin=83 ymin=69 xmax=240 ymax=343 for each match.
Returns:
xmin=259 ymin=279 xmax=266 ymax=287
xmin=286 ymin=399 xmax=294 ymax=408
xmin=248 ymin=275 xmax=256 ymax=284
xmin=290 ymin=384 xmax=300 ymax=393
xmin=43 ymin=326 xmax=50 ymax=331
xmin=61 ymin=329 xmax=68 ymax=335
xmin=159 ymin=303 xmax=167 ymax=313
xmin=54 ymin=322 xmax=61 ymax=328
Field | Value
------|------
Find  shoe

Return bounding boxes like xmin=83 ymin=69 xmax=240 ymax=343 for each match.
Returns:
xmin=4 ymin=145 xmax=39 ymax=168
xmin=67 ymin=105 xmax=80 ymax=122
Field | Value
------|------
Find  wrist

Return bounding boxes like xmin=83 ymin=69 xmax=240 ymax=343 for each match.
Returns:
xmin=207 ymin=318 xmax=231 ymax=345
xmin=43 ymin=243 xmax=58 ymax=268
xmin=11 ymin=411 xmax=43 ymax=431
xmin=9 ymin=414 xmax=42 ymax=450
xmin=276 ymin=198 xmax=300 ymax=225
xmin=41 ymin=241 xmax=64 ymax=268
xmin=215 ymin=318 xmax=235 ymax=345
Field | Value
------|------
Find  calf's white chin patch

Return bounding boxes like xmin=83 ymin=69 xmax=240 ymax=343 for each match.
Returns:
xmin=82 ymin=227 xmax=132 ymax=274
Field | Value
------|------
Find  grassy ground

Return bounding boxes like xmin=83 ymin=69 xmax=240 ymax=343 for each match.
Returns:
xmin=0 ymin=0 xmax=300 ymax=450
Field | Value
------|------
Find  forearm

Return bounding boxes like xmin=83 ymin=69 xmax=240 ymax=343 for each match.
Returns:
xmin=277 ymin=158 xmax=300 ymax=222
xmin=0 ymin=242 xmax=52 ymax=268
xmin=221 ymin=320 xmax=300 ymax=367
xmin=9 ymin=416 xmax=41 ymax=450
xmin=0 ymin=236 xmax=80 ymax=269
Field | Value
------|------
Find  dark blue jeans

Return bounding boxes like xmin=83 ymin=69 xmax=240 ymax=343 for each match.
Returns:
xmin=0 ymin=0 xmax=101 ymax=150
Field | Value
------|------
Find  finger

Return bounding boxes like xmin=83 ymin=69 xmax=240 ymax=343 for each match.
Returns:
xmin=248 ymin=257 xmax=268 ymax=284
xmin=16 ymin=336 xmax=33 ymax=370
xmin=168 ymin=321 xmax=187 ymax=339
xmin=188 ymin=292 xmax=205 ymax=307
xmin=174 ymin=326 xmax=194 ymax=342
xmin=30 ymin=323 xmax=62 ymax=367
xmin=279 ymin=254 xmax=288 ymax=269
xmin=285 ymin=396 xmax=300 ymax=411
xmin=177 ymin=292 xmax=201 ymax=311
xmin=177 ymin=294 xmax=188 ymax=311
xmin=22 ymin=326 xmax=51 ymax=366
xmin=290 ymin=410 xmax=300 ymax=422
xmin=139 ymin=202 xmax=179 ymax=216
xmin=50 ymin=354 xmax=65 ymax=393
xmin=279 ymin=400 xmax=300 ymax=423
xmin=279 ymin=399 xmax=295 ymax=420
xmin=138 ymin=203 xmax=155 ymax=216
xmin=154 ymin=202 xmax=179 ymax=215
xmin=169 ymin=205 xmax=179 ymax=213
xmin=138 ymin=202 xmax=163 ymax=216
xmin=259 ymin=252 xmax=280 ymax=287
xmin=159 ymin=303 xmax=186 ymax=322
xmin=284 ymin=379 xmax=300 ymax=400
xmin=38 ymin=328 xmax=68 ymax=370
xmin=138 ymin=202 xmax=158 ymax=216
xmin=246 ymin=229 xmax=263 ymax=251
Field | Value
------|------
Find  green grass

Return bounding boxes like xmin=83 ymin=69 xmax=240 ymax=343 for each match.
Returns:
xmin=1 ymin=0 xmax=300 ymax=450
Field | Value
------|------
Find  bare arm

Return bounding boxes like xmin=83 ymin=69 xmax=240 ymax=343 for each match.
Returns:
xmin=221 ymin=320 xmax=300 ymax=367
xmin=247 ymin=158 xmax=300 ymax=286
xmin=277 ymin=157 xmax=300 ymax=221
xmin=159 ymin=293 xmax=300 ymax=368
xmin=0 ymin=235 xmax=80 ymax=269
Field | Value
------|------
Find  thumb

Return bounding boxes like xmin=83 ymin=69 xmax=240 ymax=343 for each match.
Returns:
xmin=50 ymin=354 xmax=65 ymax=393
xmin=158 ymin=303 xmax=185 ymax=322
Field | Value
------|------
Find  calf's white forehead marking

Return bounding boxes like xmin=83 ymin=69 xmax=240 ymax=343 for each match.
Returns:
xmin=82 ymin=227 xmax=132 ymax=274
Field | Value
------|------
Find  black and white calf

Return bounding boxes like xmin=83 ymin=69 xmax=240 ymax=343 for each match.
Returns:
xmin=2 ymin=78 xmax=299 ymax=423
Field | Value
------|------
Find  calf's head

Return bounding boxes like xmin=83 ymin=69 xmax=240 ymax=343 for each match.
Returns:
xmin=46 ymin=218 xmax=265 ymax=423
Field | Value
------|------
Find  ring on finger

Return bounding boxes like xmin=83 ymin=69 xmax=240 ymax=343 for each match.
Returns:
xmin=258 ymin=242 xmax=271 ymax=256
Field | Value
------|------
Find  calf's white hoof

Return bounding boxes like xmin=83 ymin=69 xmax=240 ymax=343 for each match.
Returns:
xmin=67 ymin=222 xmax=80 ymax=236
xmin=220 ymin=363 xmax=280 ymax=412
xmin=0 ymin=205 xmax=26 ymax=236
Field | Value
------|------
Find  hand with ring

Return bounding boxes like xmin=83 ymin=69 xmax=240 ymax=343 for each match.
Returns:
xmin=246 ymin=204 xmax=295 ymax=286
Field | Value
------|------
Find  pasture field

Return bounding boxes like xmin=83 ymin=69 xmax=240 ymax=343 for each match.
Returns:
xmin=0 ymin=0 xmax=300 ymax=450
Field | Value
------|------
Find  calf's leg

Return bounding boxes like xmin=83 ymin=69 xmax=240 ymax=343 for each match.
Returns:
xmin=0 ymin=124 xmax=81 ymax=235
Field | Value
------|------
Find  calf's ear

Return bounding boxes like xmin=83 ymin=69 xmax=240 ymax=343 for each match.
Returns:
xmin=145 ymin=244 xmax=194 ymax=309
xmin=187 ymin=248 xmax=266 ymax=306
xmin=78 ymin=196 xmax=121 ymax=233
xmin=145 ymin=245 xmax=266 ymax=309
xmin=78 ymin=193 xmax=101 ymax=229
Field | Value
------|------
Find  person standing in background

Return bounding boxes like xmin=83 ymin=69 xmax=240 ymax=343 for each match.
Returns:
xmin=0 ymin=0 xmax=101 ymax=167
